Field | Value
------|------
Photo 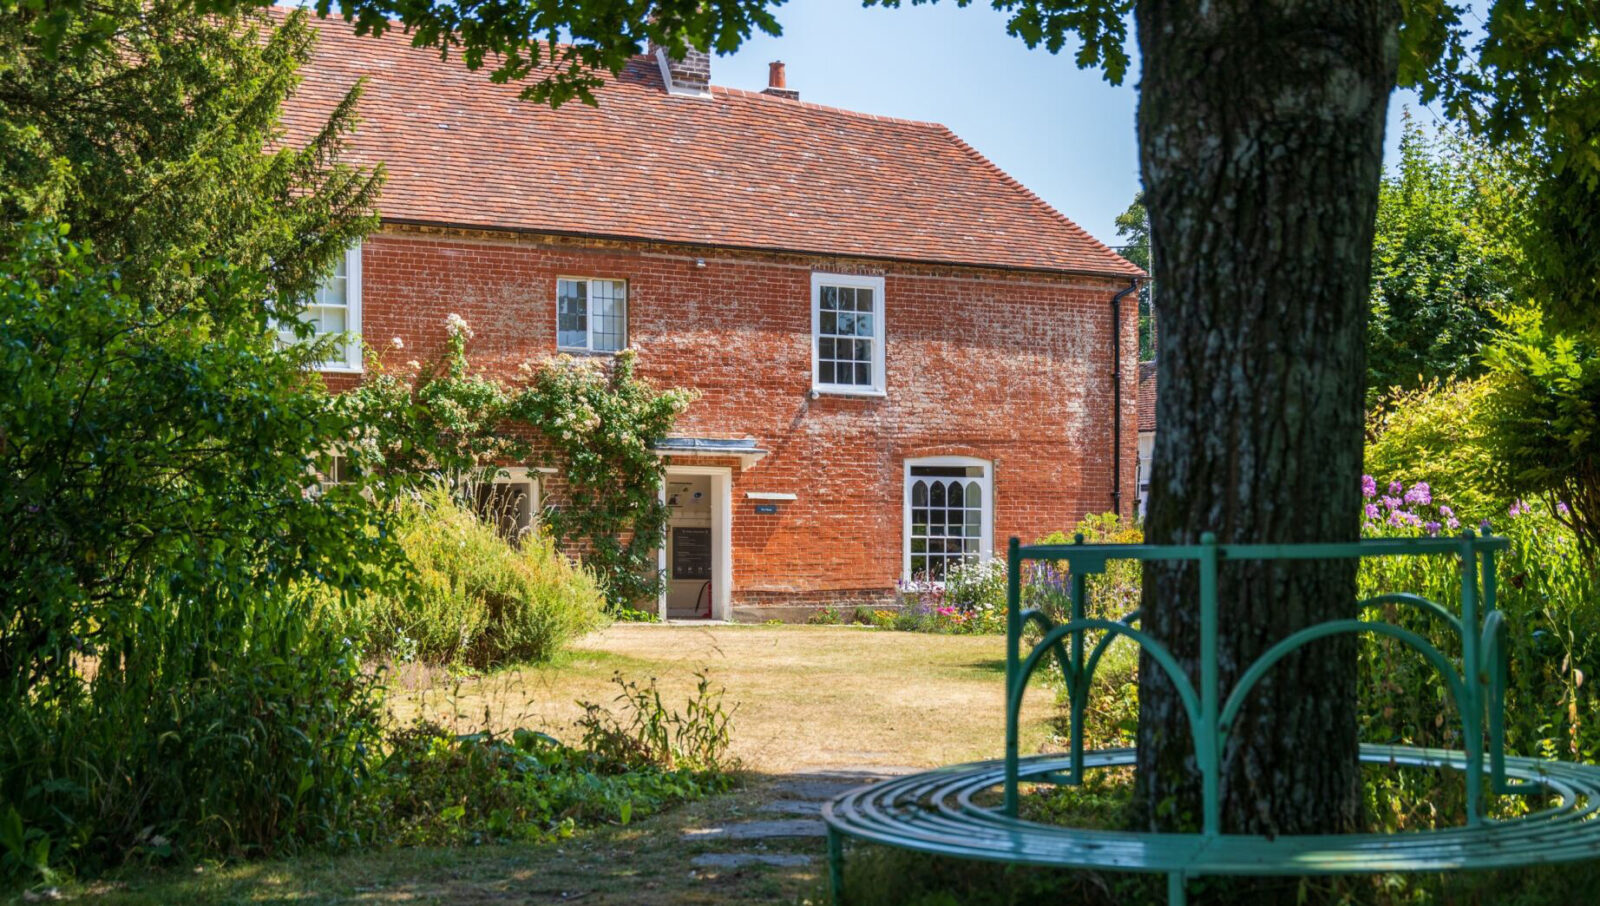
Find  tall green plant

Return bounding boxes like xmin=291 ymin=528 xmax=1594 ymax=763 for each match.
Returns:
xmin=337 ymin=487 xmax=607 ymax=668
xmin=513 ymin=351 xmax=694 ymax=609
xmin=1481 ymin=308 xmax=1600 ymax=563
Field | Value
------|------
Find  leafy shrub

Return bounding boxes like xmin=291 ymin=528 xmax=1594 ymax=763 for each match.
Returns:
xmin=1481 ymin=308 xmax=1600 ymax=562
xmin=1 ymin=8 xmax=397 ymax=886
xmin=1 ymin=588 xmax=386 ymax=882
xmin=337 ymin=487 xmax=607 ymax=669
xmin=1365 ymin=378 xmax=1503 ymax=522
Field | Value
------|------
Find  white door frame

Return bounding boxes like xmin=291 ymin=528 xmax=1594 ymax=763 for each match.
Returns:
xmin=658 ymin=464 xmax=733 ymax=621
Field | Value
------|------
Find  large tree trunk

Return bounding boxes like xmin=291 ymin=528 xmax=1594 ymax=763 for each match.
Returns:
xmin=1133 ymin=0 xmax=1399 ymax=849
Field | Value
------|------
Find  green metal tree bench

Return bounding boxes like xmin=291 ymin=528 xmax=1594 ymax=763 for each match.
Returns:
xmin=822 ymin=533 xmax=1600 ymax=905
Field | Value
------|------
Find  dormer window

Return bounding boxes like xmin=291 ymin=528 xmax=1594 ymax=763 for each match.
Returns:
xmin=557 ymin=277 xmax=628 ymax=353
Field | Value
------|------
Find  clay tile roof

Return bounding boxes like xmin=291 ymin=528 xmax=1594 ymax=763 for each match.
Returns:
xmin=278 ymin=14 xmax=1142 ymax=277
xmin=1138 ymin=361 xmax=1157 ymax=432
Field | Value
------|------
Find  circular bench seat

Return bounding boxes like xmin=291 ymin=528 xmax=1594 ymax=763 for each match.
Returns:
xmin=823 ymin=745 xmax=1600 ymax=902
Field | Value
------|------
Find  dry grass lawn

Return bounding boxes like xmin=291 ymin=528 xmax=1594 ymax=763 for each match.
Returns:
xmin=389 ymin=623 xmax=1059 ymax=772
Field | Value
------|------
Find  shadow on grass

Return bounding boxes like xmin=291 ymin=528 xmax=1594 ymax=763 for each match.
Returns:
xmin=829 ymin=840 xmax=1600 ymax=906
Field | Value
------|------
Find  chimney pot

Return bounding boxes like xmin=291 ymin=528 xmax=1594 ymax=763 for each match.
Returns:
xmin=761 ymin=60 xmax=800 ymax=101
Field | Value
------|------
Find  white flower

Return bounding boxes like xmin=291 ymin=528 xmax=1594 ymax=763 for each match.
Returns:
xmin=391 ymin=336 xmax=405 ymax=350
xmin=445 ymin=312 xmax=474 ymax=339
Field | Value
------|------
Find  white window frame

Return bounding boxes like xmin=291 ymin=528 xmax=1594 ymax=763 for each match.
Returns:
xmin=476 ymin=466 xmax=540 ymax=542
xmin=302 ymin=243 xmax=363 ymax=373
xmin=555 ymin=276 xmax=629 ymax=353
xmin=902 ymin=456 xmax=993 ymax=583
xmin=811 ymin=272 xmax=887 ymax=396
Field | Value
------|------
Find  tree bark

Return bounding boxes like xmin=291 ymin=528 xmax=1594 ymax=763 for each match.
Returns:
xmin=1133 ymin=0 xmax=1399 ymax=852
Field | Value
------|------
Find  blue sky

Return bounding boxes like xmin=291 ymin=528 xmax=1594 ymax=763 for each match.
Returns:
xmin=710 ymin=0 xmax=1428 ymax=247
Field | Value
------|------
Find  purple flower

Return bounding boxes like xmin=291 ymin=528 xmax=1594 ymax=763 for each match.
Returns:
xmin=1447 ymin=517 xmax=1460 ymax=530
xmin=1509 ymin=500 xmax=1531 ymax=517
xmin=1388 ymin=511 xmax=1405 ymax=527
xmin=1389 ymin=480 xmax=1404 ymax=496
xmin=1362 ymin=475 xmax=1377 ymax=498
xmin=1424 ymin=521 xmax=1441 ymax=536
xmin=1439 ymin=505 xmax=1453 ymax=518
xmin=1365 ymin=503 xmax=1380 ymax=520
xmin=1557 ymin=501 xmax=1570 ymax=516
xmin=1480 ymin=518 xmax=1494 ymax=532
xmin=1405 ymin=482 xmax=1432 ymax=506
xmin=1382 ymin=495 xmax=1402 ymax=510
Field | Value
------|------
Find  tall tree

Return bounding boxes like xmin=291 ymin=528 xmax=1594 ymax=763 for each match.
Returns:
xmin=13 ymin=0 xmax=1600 ymax=863
xmin=0 ymin=4 xmax=386 ymax=701
xmin=1367 ymin=114 xmax=1522 ymax=407
xmin=1113 ymin=191 xmax=1155 ymax=360
xmin=1134 ymin=0 xmax=1395 ymax=841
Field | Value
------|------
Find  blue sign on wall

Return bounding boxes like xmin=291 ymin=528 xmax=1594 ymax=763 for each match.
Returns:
xmin=754 ymin=503 xmax=778 ymax=514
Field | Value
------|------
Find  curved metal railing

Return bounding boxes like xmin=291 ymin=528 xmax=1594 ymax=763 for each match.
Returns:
xmin=1003 ymin=531 xmax=1514 ymax=831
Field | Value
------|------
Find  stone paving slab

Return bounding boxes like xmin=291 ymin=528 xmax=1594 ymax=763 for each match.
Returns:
xmin=769 ymin=767 xmax=922 ymax=801
xmin=690 ymin=853 xmax=814 ymax=869
xmin=681 ymin=819 xmax=826 ymax=840
xmin=769 ymin=780 xmax=867 ymax=800
xmin=758 ymin=799 xmax=821 ymax=815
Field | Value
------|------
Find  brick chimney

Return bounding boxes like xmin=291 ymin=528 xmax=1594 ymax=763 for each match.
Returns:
xmin=650 ymin=38 xmax=711 ymax=97
xmin=762 ymin=60 xmax=799 ymax=100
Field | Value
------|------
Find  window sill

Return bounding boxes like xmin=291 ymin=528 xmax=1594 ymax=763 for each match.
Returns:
xmin=556 ymin=346 xmax=626 ymax=357
xmin=316 ymin=363 xmax=364 ymax=375
xmin=811 ymin=386 xmax=887 ymax=399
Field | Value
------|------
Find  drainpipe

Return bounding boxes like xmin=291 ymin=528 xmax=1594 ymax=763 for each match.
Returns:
xmin=1110 ymin=280 xmax=1140 ymax=517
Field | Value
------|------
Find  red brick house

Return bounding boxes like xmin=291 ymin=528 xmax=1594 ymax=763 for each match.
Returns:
xmin=281 ymin=16 xmax=1143 ymax=620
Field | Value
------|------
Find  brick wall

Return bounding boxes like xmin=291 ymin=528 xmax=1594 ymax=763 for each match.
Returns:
xmin=340 ymin=225 xmax=1139 ymax=607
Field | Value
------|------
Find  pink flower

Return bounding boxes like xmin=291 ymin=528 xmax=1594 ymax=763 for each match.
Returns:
xmin=1439 ymin=505 xmax=1453 ymax=518
xmin=1388 ymin=480 xmax=1404 ymax=496
xmin=1382 ymin=495 xmax=1402 ymax=510
xmin=1404 ymin=482 xmax=1432 ymax=506
xmin=1362 ymin=475 xmax=1377 ymax=498
xmin=1365 ymin=503 xmax=1380 ymax=520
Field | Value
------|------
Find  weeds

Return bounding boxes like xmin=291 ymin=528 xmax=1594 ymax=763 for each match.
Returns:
xmin=577 ymin=670 xmax=737 ymax=774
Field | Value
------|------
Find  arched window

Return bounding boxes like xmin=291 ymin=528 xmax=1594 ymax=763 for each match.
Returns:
xmin=904 ymin=457 xmax=993 ymax=582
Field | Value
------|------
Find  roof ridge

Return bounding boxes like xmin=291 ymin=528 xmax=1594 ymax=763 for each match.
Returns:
xmin=934 ymin=125 xmax=1142 ymax=276
xmin=711 ymin=85 xmax=947 ymax=129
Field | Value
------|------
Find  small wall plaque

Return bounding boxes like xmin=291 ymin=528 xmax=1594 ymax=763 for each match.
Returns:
xmin=754 ymin=503 xmax=779 ymax=514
